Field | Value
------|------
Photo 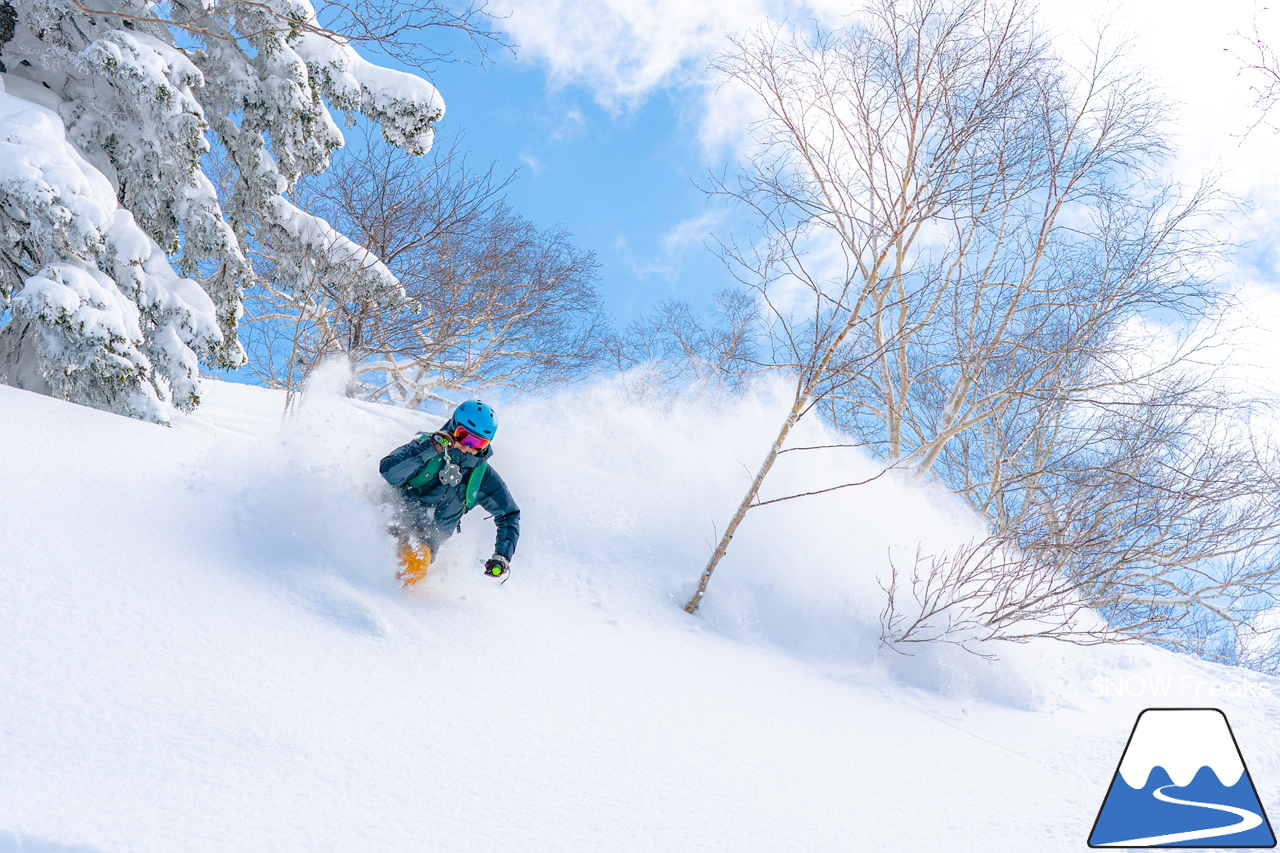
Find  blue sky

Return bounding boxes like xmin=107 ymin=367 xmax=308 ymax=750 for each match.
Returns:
xmin=387 ymin=0 xmax=1280 ymax=339
xmin=425 ymin=57 xmax=734 ymax=323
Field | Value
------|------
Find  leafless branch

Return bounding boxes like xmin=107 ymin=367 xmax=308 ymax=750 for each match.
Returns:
xmin=682 ymin=0 xmax=1280 ymax=659
xmin=750 ymin=467 xmax=890 ymax=508
xmin=240 ymin=130 xmax=606 ymax=408
xmin=67 ymin=0 xmax=509 ymax=70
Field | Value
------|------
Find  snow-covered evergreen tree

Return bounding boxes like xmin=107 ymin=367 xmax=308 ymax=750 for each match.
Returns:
xmin=0 ymin=0 xmax=441 ymax=422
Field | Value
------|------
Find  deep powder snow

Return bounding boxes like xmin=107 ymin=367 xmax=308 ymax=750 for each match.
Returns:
xmin=2 ymin=376 xmax=1279 ymax=852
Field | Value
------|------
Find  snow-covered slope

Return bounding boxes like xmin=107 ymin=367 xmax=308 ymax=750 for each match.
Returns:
xmin=3 ymin=376 xmax=1280 ymax=852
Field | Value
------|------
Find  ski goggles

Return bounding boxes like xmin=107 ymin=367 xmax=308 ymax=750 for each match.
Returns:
xmin=453 ymin=426 xmax=490 ymax=451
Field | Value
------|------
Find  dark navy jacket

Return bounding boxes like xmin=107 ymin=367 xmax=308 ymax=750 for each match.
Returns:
xmin=380 ymin=433 xmax=521 ymax=559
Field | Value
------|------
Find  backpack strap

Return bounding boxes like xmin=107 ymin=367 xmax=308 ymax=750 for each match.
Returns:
xmin=405 ymin=450 xmax=488 ymax=511
xmin=465 ymin=460 xmax=489 ymax=510
xmin=405 ymin=452 xmax=444 ymax=490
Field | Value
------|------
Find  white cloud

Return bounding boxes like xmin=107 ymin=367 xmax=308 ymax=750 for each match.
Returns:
xmin=497 ymin=0 xmax=1280 ymax=177
xmin=694 ymin=74 xmax=764 ymax=162
xmin=496 ymin=0 xmax=855 ymax=112
xmin=497 ymin=0 xmax=771 ymax=106
xmin=501 ymin=0 xmax=1280 ymax=358
xmin=614 ymin=208 xmax=729 ymax=282
xmin=1224 ymin=279 xmax=1280 ymax=396
xmin=1029 ymin=0 xmax=1280 ymax=319
xmin=550 ymin=106 xmax=586 ymax=141
xmin=517 ymin=151 xmax=545 ymax=174
xmin=661 ymin=208 xmax=724 ymax=256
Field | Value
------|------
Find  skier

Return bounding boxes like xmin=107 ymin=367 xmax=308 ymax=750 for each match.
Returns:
xmin=379 ymin=400 xmax=520 ymax=587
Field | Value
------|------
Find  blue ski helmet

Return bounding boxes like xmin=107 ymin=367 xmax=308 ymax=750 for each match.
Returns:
xmin=451 ymin=399 xmax=497 ymax=440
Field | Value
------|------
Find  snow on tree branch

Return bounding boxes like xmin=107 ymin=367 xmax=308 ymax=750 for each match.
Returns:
xmin=0 ymin=0 xmax=453 ymax=420
xmin=295 ymin=30 xmax=442 ymax=155
xmin=0 ymin=85 xmax=222 ymax=421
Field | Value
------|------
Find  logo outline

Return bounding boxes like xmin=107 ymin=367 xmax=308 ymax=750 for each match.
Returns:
xmin=1088 ymin=707 xmax=1276 ymax=849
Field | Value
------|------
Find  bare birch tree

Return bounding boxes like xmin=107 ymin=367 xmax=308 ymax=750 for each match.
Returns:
xmin=603 ymin=289 xmax=762 ymax=395
xmin=240 ymin=132 xmax=607 ymax=408
xmin=878 ymin=387 xmax=1280 ymax=654
xmin=685 ymin=0 xmax=1280 ymax=650
xmin=1229 ymin=7 xmax=1280 ymax=135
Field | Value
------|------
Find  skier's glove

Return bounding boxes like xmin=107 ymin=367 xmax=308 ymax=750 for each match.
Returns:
xmin=484 ymin=554 xmax=510 ymax=580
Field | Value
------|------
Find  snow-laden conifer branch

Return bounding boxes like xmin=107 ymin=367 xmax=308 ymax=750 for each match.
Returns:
xmin=63 ymin=0 xmax=506 ymax=70
xmin=0 ymin=85 xmax=222 ymax=420
xmin=0 ymin=0 xmax=456 ymax=420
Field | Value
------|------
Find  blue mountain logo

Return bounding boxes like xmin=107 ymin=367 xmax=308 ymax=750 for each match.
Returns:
xmin=1089 ymin=708 xmax=1276 ymax=847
